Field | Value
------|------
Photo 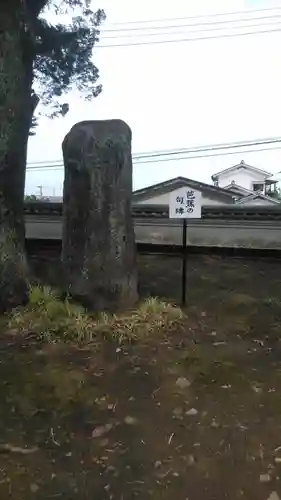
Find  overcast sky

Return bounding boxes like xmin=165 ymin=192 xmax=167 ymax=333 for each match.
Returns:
xmin=26 ymin=0 xmax=281 ymax=196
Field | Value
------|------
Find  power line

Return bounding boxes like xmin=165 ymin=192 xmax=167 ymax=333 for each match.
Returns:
xmin=27 ymin=167 xmax=57 ymax=172
xmin=97 ymin=26 xmax=281 ymax=48
xmin=26 ymin=159 xmax=63 ymax=165
xmin=133 ymin=138 xmax=281 ymax=160
xmin=105 ymin=6 xmax=281 ymax=27
xmin=100 ymin=20 xmax=281 ymax=41
xmin=26 ymin=147 xmax=281 ymax=172
xmin=26 ymin=136 xmax=281 ymax=169
xmin=135 ymin=136 xmax=281 ymax=158
xmin=25 ymin=145 xmax=281 ymax=171
xmin=101 ymin=13 xmax=281 ymax=35
xmin=134 ymin=145 xmax=281 ymax=164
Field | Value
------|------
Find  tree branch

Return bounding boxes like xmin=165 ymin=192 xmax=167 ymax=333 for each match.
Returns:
xmin=34 ymin=18 xmax=80 ymax=56
xmin=36 ymin=32 xmax=76 ymax=55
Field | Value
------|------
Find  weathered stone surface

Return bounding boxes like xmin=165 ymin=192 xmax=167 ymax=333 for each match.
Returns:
xmin=62 ymin=119 xmax=138 ymax=311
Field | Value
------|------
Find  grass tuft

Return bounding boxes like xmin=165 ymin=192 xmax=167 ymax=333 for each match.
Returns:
xmin=8 ymin=285 xmax=92 ymax=342
xmin=95 ymin=297 xmax=184 ymax=344
xmin=7 ymin=286 xmax=184 ymax=345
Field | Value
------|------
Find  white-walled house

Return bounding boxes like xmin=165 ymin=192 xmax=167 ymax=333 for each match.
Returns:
xmin=222 ymin=184 xmax=280 ymax=206
xmin=29 ymin=161 xmax=280 ymax=207
xmin=133 ymin=177 xmax=236 ymax=206
xmin=211 ymin=160 xmax=278 ymax=197
xmin=132 ymin=174 xmax=280 ymax=207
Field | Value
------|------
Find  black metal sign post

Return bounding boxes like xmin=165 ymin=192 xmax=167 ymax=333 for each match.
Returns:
xmin=170 ymin=188 xmax=201 ymax=307
xmin=181 ymin=218 xmax=187 ymax=306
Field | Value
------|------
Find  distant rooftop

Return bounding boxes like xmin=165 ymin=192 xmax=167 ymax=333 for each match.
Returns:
xmin=212 ymin=160 xmax=274 ymax=181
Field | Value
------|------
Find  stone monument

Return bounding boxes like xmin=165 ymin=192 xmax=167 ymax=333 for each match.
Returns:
xmin=61 ymin=119 xmax=138 ymax=311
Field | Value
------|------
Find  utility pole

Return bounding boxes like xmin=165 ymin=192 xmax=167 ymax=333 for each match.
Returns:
xmin=36 ymin=185 xmax=43 ymax=198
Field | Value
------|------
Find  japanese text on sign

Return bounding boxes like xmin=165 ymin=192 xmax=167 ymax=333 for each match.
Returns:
xmin=175 ymin=190 xmax=196 ymax=215
xmin=169 ymin=188 xmax=202 ymax=219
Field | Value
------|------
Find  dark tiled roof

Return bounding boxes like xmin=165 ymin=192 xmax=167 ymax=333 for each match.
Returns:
xmin=23 ymin=201 xmax=281 ymax=220
xmin=235 ymin=193 xmax=280 ymax=205
xmin=133 ymin=176 xmax=236 ymax=202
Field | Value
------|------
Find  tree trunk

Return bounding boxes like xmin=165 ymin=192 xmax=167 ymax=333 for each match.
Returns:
xmin=0 ymin=4 xmax=34 ymax=311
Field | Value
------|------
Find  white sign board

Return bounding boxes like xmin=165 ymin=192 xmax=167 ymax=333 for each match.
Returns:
xmin=169 ymin=187 xmax=202 ymax=219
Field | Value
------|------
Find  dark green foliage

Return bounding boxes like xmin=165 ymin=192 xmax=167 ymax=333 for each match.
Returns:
xmin=27 ymin=0 xmax=106 ymax=119
xmin=24 ymin=194 xmax=38 ymax=200
xmin=269 ymin=187 xmax=281 ymax=201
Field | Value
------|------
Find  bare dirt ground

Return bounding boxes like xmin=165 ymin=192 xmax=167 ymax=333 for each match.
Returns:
xmin=1 ymin=253 xmax=281 ymax=499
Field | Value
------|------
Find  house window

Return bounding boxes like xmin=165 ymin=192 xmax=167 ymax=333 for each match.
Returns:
xmin=252 ymin=183 xmax=264 ymax=192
